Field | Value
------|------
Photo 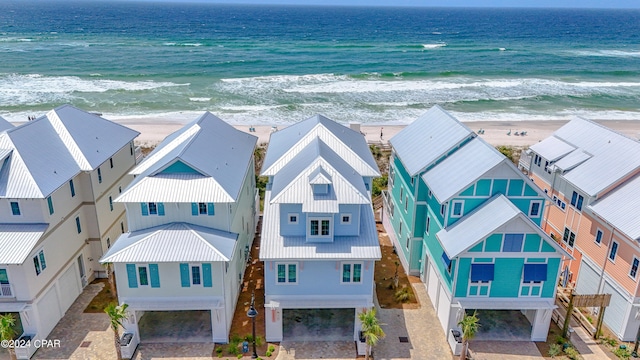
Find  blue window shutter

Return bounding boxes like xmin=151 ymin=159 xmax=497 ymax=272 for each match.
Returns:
xmin=180 ymin=263 xmax=190 ymax=287
xmin=523 ymin=264 xmax=548 ymax=282
xmin=141 ymin=203 xmax=149 ymax=216
xmin=441 ymin=252 xmax=451 ymax=268
xmin=149 ymin=264 xmax=160 ymax=288
xmin=126 ymin=264 xmax=138 ymax=288
xmin=207 ymin=203 xmax=215 ymax=216
xmin=191 ymin=203 xmax=198 ymax=216
xmin=470 ymin=264 xmax=495 ymax=282
xmin=158 ymin=202 xmax=165 ymax=216
xmin=202 ymin=263 xmax=212 ymax=287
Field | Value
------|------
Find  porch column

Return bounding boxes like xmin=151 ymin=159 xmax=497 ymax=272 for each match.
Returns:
xmin=264 ymin=301 xmax=282 ymax=342
xmin=531 ymin=308 xmax=553 ymax=341
xmin=212 ymin=307 xmax=228 ymax=343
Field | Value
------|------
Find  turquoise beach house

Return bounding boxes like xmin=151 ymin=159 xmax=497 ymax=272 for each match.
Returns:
xmin=381 ymin=106 xmax=570 ymax=349
xmin=259 ymin=115 xmax=381 ymax=348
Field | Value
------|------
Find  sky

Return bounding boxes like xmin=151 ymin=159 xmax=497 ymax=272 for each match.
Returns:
xmin=129 ymin=0 xmax=640 ymax=9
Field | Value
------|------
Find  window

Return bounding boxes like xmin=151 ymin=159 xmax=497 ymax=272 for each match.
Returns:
xmin=389 ymin=166 xmax=395 ymax=185
xmin=310 ymin=220 xmax=318 ymax=235
xmin=130 ymin=142 xmax=134 ymax=156
xmin=451 ymin=201 xmax=463 ymax=218
xmin=106 ymin=238 xmax=111 ymax=249
xmin=198 ymin=202 xmax=207 ymax=214
xmin=309 ymin=218 xmax=330 ymax=237
xmin=149 ymin=202 xmax=157 ymax=215
xmin=469 ymin=263 xmax=494 ymax=296
xmin=440 ymin=204 xmax=446 ymax=217
xmin=426 ymin=216 xmax=430 ymax=235
xmin=406 ymin=235 xmax=410 ymax=249
xmin=441 ymin=252 xmax=452 ymax=274
xmin=399 ymin=221 xmax=403 ymax=236
xmin=529 ymin=201 xmax=542 ymax=218
xmin=10 ymin=202 xmax=20 ymax=216
xmin=341 ymin=263 xmax=362 ymax=283
xmin=97 ymin=167 xmax=102 ymax=184
xmin=521 ymin=263 xmax=547 ymax=296
xmin=69 ymin=180 xmax=76 ymax=197
xmin=428 ymin=190 xmax=432 ymax=198
xmin=503 ymin=234 xmax=524 ymax=252
xmin=410 ymin=177 xmax=414 ymax=186
xmin=118 ymin=186 xmax=122 ymax=194
xmin=400 ymin=187 xmax=403 ymax=201
xmin=191 ymin=265 xmax=201 ymax=285
xmin=142 ymin=202 xmax=165 ymax=216
xmin=595 ymin=229 xmax=603 ymax=245
xmin=404 ymin=196 xmax=408 ymax=211
xmin=121 ymin=222 xmax=125 ymax=233
xmin=109 ymin=196 xmax=113 ymax=211
xmin=33 ymin=250 xmax=46 ymax=275
xmin=631 ymin=258 xmax=640 ymax=279
xmin=191 ymin=202 xmax=214 ymax=216
xmin=47 ymin=196 xmax=54 ymax=215
xmin=276 ymin=263 xmax=297 ymax=284
xmin=341 ymin=214 xmax=351 ymax=224
xmin=288 ymin=214 xmax=298 ymax=224
xmin=0 ymin=269 xmax=8 ymax=285
xmin=109 ymin=157 xmax=114 ymax=168
xmin=75 ymin=216 xmax=82 ymax=233
xmin=562 ymin=227 xmax=576 ymax=248
xmin=570 ymin=191 xmax=584 ymax=211
xmin=138 ymin=266 xmax=149 ymax=286
xmin=609 ymin=241 xmax=618 ymax=261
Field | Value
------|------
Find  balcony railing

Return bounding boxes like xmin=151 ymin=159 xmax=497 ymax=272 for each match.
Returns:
xmin=518 ymin=151 xmax=532 ymax=173
xmin=0 ymin=283 xmax=13 ymax=297
xmin=134 ymin=146 xmax=144 ymax=164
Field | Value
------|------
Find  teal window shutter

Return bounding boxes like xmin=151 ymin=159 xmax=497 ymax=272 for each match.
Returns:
xmin=180 ymin=263 xmax=190 ymax=287
xmin=202 ymin=263 xmax=212 ymax=287
xmin=191 ymin=203 xmax=198 ymax=216
xmin=126 ymin=264 xmax=138 ymax=288
xmin=207 ymin=203 xmax=215 ymax=216
xmin=149 ymin=264 xmax=160 ymax=288
xmin=47 ymin=196 xmax=54 ymax=215
xmin=158 ymin=203 xmax=165 ymax=216
xmin=141 ymin=203 xmax=149 ymax=216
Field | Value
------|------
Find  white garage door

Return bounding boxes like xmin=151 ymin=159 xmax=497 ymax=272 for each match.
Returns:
xmin=602 ymin=282 xmax=630 ymax=339
xmin=575 ymin=260 xmax=600 ymax=295
xmin=36 ymin=287 xmax=61 ymax=337
xmin=427 ymin=263 xmax=439 ymax=309
xmin=437 ymin=284 xmax=450 ymax=330
xmin=58 ymin=265 xmax=81 ymax=314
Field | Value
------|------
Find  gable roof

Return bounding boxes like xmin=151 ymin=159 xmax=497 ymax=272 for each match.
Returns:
xmin=0 ymin=116 xmax=14 ymax=132
xmin=390 ymin=105 xmax=475 ymax=177
xmin=0 ymin=223 xmax=48 ymax=264
xmin=529 ymin=136 xmax=576 ymax=162
xmin=589 ymin=173 xmax=640 ymax=241
xmin=123 ymin=112 xmax=257 ymax=203
xmin=531 ymin=117 xmax=640 ymax=197
xmin=261 ymin=114 xmax=379 ymax=177
xmin=100 ymin=222 xmax=238 ymax=263
xmin=0 ymin=105 xmax=138 ymax=198
xmin=436 ymin=194 xmax=570 ymax=259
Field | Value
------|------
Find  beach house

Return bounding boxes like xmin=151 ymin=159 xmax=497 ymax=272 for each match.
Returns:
xmin=100 ymin=113 xmax=258 ymax=344
xmin=522 ymin=118 xmax=640 ymax=340
xmin=381 ymin=105 xmax=569 ymax=349
xmin=0 ymin=105 xmax=139 ymax=349
xmin=259 ymin=115 xmax=381 ymax=344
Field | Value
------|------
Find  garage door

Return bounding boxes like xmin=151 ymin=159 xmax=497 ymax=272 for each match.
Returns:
xmin=427 ymin=263 xmax=439 ymax=309
xmin=602 ymin=282 xmax=630 ymax=338
xmin=575 ymin=260 xmax=599 ymax=295
xmin=36 ymin=287 xmax=61 ymax=337
xmin=283 ymin=308 xmax=354 ymax=341
xmin=437 ymin=284 xmax=451 ymax=330
xmin=58 ymin=265 xmax=81 ymax=314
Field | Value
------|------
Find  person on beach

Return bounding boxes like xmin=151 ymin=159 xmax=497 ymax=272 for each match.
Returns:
xmin=380 ymin=127 xmax=383 ymax=140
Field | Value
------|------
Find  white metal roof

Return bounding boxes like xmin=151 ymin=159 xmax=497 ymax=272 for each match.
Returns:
xmin=0 ymin=116 xmax=14 ymax=132
xmin=100 ymin=222 xmax=238 ymax=263
xmin=436 ymin=195 xmax=568 ymax=258
xmin=421 ymin=138 xmax=505 ymax=203
xmin=389 ymin=105 xmax=475 ymax=176
xmin=261 ymin=115 xmax=379 ymax=177
xmin=124 ymin=112 xmax=257 ymax=203
xmin=553 ymin=149 xmax=592 ymax=172
xmin=259 ymin=189 xmax=381 ymax=260
xmin=590 ymin=174 xmax=640 ymax=241
xmin=0 ymin=223 xmax=48 ymax=264
xmin=528 ymin=136 xmax=576 ymax=162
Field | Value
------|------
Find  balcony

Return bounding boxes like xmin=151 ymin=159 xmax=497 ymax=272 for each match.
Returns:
xmin=0 ymin=283 xmax=14 ymax=298
xmin=518 ymin=151 xmax=532 ymax=173
xmin=134 ymin=146 xmax=144 ymax=164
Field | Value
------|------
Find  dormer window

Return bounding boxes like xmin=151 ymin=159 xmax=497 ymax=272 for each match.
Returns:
xmin=313 ymin=184 xmax=329 ymax=195
xmin=309 ymin=217 xmax=331 ymax=238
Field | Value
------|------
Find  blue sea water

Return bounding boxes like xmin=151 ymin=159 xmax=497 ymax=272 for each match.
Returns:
xmin=1 ymin=1 xmax=640 ymax=124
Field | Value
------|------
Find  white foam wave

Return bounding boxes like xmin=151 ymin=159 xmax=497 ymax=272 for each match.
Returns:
xmin=189 ymin=97 xmax=211 ymax=102
xmin=567 ymin=49 xmax=640 ymax=58
xmin=218 ymin=104 xmax=283 ymax=112
xmin=423 ymin=43 xmax=446 ymax=49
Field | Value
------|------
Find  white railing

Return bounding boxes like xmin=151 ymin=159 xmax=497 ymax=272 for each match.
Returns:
xmin=518 ymin=152 xmax=532 ymax=172
xmin=134 ymin=146 xmax=144 ymax=164
xmin=0 ymin=283 xmax=13 ymax=297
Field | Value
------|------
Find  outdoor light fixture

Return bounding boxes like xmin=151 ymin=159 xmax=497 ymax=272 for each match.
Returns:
xmin=246 ymin=291 xmax=259 ymax=359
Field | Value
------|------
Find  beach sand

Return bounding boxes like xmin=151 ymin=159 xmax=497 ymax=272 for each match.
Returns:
xmin=121 ymin=119 xmax=640 ymax=149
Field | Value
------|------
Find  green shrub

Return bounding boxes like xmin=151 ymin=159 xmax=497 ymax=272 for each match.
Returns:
xmin=614 ymin=346 xmax=631 ymax=359
xmin=268 ymin=344 xmax=276 ymax=352
xmin=555 ymin=335 xmax=567 ymax=344
xmin=237 ymin=354 xmax=243 ymax=359
xmin=548 ymin=344 xmax=562 ymax=358
xmin=563 ymin=346 xmax=581 ymax=360
xmin=266 ymin=350 xmax=272 ymax=357
xmin=244 ymin=334 xmax=263 ymax=347
xmin=395 ymin=286 xmax=412 ymax=303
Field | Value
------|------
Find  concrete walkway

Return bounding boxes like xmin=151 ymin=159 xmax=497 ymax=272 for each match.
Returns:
xmin=276 ymin=341 xmax=355 ymax=360
xmin=468 ymin=341 xmax=542 ymax=360
xmin=570 ymin=326 xmax=610 ymax=360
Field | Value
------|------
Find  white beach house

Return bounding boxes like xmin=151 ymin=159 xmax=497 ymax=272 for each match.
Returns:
xmin=101 ymin=112 xmax=258 ymax=344
xmin=0 ymin=105 xmax=139 ymax=353
xmin=259 ymin=115 xmax=381 ymax=345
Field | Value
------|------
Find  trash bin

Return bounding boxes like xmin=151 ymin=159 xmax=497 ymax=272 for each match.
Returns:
xmin=568 ymin=328 xmax=574 ymax=341
xmin=242 ymin=341 xmax=249 ymax=353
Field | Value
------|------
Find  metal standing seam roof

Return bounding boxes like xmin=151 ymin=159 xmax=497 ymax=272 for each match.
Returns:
xmin=389 ymin=105 xmax=475 ymax=177
xmin=528 ymin=136 xmax=576 ymax=162
xmin=589 ymin=174 xmax=640 ymax=241
xmin=122 ymin=112 xmax=257 ymax=203
xmin=436 ymin=194 xmax=570 ymax=259
xmin=259 ymin=189 xmax=381 ymax=260
xmin=0 ymin=223 xmax=48 ymax=264
xmin=553 ymin=149 xmax=592 ymax=172
xmin=0 ymin=116 xmax=14 ymax=132
xmin=100 ymin=222 xmax=238 ymax=263
xmin=421 ymin=137 xmax=505 ymax=204
xmin=261 ymin=115 xmax=379 ymax=177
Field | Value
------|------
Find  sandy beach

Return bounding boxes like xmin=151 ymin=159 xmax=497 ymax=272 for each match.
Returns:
xmin=118 ymin=118 xmax=640 ymax=149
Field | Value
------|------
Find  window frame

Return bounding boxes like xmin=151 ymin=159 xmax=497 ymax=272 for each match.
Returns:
xmin=109 ymin=157 xmax=114 ymax=169
xmin=340 ymin=213 xmax=351 ymax=225
xmin=33 ymin=249 xmax=46 ymax=276
xmin=69 ymin=179 xmax=76 ymax=197
xmin=308 ymin=217 xmax=331 ymax=238
xmin=138 ymin=265 xmax=150 ymax=287
xmin=528 ymin=200 xmax=542 ymax=218
xmin=109 ymin=196 xmax=113 ymax=211
xmin=609 ymin=241 xmax=619 ymax=262
xmin=340 ymin=262 xmax=363 ymax=284
xmin=503 ymin=234 xmax=524 ymax=252
xmin=426 ymin=216 xmax=430 ymax=235
xmin=10 ymin=201 xmax=20 ymax=216
xmin=468 ymin=262 xmax=494 ymax=297
xmin=288 ymin=213 xmax=299 ymax=224
xmin=451 ymin=200 xmax=464 ymax=218
xmin=630 ymin=257 xmax=640 ymax=280
xmin=190 ymin=264 xmax=202 ymax=286
xmin=47 ymin=196 xmax=54 ymax=215
xmin=97 ymin=167 xmax=102 ymax=184
xmin=275 ymin=262 xmax=298 ymax=285
xmin=75 ymin=216 xmax=82 ymax=234
xmin=520 ymin=261 xmax=547 ymax=297
xmin=440 ymin=204 xmax=446 ymax=217
xmin=594 ymin=228 xmax=603 ymax=246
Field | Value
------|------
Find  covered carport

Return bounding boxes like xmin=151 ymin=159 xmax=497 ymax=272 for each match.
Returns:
xmin=472 ymin=310 xmax=533 ymax=341
xmin=138 ymin=310 xmax=213 ymax=343
xmin=282 ymin=308 xmax=355 ymax=341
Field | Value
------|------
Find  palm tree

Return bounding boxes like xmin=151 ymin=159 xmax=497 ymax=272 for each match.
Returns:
xmin=105 ymin=303 xmax=129 ymax=360
xmin=0 ymin=313 xmax=17 ymax=360
xmin=458 ymin=310 xmax=480 ymax=360
xmin=358 ymin=308 xmax=385 ymax=360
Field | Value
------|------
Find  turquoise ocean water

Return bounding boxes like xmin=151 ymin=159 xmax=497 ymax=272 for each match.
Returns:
xmin=1 ymin=1 xmax=640 ymax=124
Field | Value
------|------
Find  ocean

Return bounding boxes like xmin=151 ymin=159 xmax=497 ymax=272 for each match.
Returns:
xmin=1 ymin=1 xmax=639 ymax=125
